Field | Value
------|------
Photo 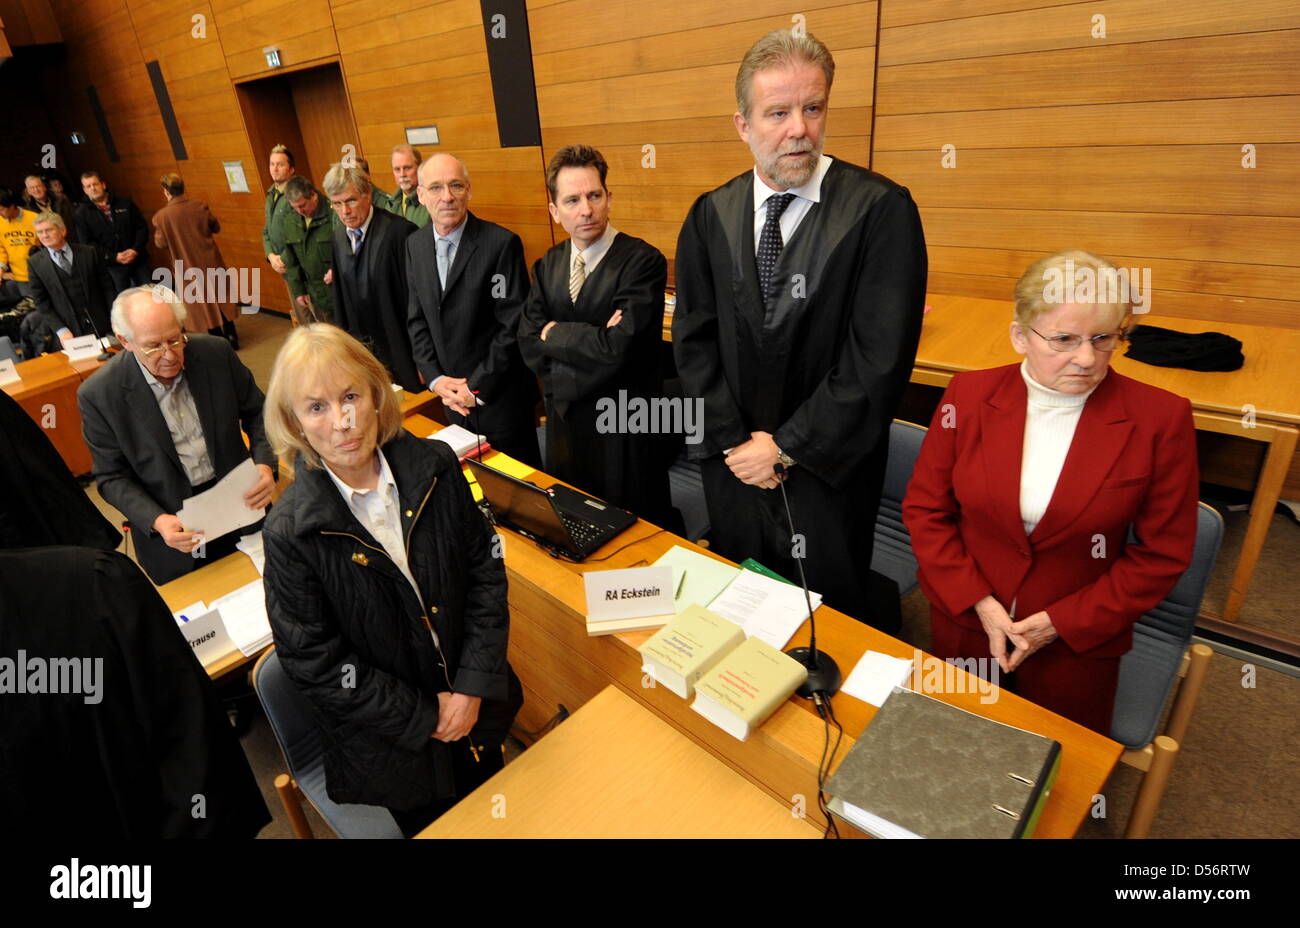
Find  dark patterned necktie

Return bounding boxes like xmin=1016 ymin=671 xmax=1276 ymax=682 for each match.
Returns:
xmin=756 ymin=193 xmax=794 ymax=304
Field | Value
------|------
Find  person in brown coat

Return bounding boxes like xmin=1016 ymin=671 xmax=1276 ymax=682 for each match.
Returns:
xmin=152 ymin=173 xmax=240 ymax=349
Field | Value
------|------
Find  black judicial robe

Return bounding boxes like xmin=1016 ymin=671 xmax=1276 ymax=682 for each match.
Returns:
xmin=331 ymin=208 xmax=421 ymax=390
xmin=518 ymin=232 xmax=676 ymax=528
xmin=672 ymin=158 xmax=927 ymax=623
xmin=0 ymin=547 xmax=271 ymax=838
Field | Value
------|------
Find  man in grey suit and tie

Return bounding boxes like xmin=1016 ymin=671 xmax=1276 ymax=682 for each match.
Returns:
xmin=405 ymin=153 xmax=541 ymax=467
xmin=77 ymin=286 xmax=277 ymax=584
xmin=24 ymin=211 xmax=116 ymax=356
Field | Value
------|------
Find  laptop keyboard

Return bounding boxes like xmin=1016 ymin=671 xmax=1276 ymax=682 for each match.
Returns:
xmin=558 ymin=511 xmax=608 ymax=549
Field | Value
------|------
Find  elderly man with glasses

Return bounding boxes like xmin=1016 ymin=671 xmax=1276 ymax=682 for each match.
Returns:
xmin=323 ymin=161 xmax=421 ymax=391
xmin=77 ymin=286 xmax=277 ymax=584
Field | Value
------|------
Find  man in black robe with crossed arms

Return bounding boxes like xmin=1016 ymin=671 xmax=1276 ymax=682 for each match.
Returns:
xmin=672 ymin=31 xmax=927 ymax=630
xmin=518 ymin=145 xmax=678 ymax=531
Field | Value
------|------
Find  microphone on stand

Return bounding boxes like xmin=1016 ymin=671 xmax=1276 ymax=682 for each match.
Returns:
xmin=774 ymin=462 xmax=841 ymax=699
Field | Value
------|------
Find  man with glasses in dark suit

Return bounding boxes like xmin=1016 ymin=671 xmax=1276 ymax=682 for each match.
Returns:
xmin=77 ymin=286 xmax=277 ymax=584
xmin=406 ymin=153 xmax=541 ymax=467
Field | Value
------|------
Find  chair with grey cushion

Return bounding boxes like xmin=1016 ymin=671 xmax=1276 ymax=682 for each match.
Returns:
xmin=1111 ymin=501 xmax=1222 ymax=838
xmin=870 ymin=420 xmax=928 ymax=596
xmin=251 ymin=647 xmax=402 ymax=839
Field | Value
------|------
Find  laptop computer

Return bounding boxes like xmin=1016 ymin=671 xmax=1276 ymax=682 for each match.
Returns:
xmin=466 ymin=458 xmax=637 ymax=560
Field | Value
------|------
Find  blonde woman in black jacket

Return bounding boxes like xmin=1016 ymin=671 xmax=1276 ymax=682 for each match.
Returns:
xmin=262 ymin=324 xmax=521 ymax=837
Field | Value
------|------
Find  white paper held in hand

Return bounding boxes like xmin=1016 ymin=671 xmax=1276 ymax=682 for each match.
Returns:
xmin=177 ymin=458 xmax=265 ymax=543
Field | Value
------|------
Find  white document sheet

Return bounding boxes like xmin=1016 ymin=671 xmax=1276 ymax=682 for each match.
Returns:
xmin=210 ymin=580 xmax=273 ymax=656
xmin=842 ymin=651 xmax=915 ymax=707
xmin=706 ymin=569 xmax=821 ymax=650
xmin=177 ymin=458 xmax=264 ymax=542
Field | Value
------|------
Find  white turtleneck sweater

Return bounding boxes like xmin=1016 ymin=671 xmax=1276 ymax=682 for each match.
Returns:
xmin=1019 ymin=360 xmax=1101 ymax=535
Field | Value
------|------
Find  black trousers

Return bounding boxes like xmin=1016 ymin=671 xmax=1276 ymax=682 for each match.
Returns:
xmin=698 ymin=449 xmax=900 ymax=634
xmin=388 ymin=738 xmax=506 ymax=838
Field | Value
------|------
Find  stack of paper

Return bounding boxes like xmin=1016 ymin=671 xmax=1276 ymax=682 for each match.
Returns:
xmin=235 ymin=532 xmax=265 ymax=575
xmin=431 ymin=424 xmax=490 ymax=460
xmin=706 ymin=569 xmax=822 ymax=650
xmin=841 ymin=651 xmax=915 ymax=707
xmin=210 ymin=580 xmax=273 ymax=656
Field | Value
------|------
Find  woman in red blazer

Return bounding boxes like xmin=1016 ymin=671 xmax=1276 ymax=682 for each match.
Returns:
xmin=902 ymin=251 xmax=1199 ymax=734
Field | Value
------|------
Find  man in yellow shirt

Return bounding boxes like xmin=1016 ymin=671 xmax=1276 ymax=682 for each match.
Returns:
xmin=0 ymin=187 xmax=40 ymax=311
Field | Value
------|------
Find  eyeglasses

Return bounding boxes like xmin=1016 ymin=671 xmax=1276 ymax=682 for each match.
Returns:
xmin=1026 ymin=326 xmax=1123 ymax=352
xmin=140 ymin=334 xmax=188 ymax=358
xmin=422 ymin=181 xmax=468 ymax=197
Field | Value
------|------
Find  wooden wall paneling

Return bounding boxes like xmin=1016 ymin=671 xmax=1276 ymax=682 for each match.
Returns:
xmin=335 ymin=0 xmax=554 ymax=264
xmin=879 ymin=0 xmax=1300 ymax=67
xmin=530 ymin=0 xmax=880 ymax=267
xmin=875 ymin=96 xmax=1300 ymax=152
xmin=877 ymin=31 xmax=1300 ymax=116
xmin=218 ymin=0 xmax=338 ymax=79
xmin=0 ymin=0 xmax=61 ymax=46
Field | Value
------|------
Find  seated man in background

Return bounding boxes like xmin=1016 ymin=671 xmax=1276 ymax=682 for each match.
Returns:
xmin=23 ymin=211 xmax=116 ymax=356
xmin=518 ymin=144 xmax=678 ymax=530
xmin=0 ymin=187 xmax=39 ymax=312
xmin=407 ymin=153 xmax=541 ymax=468
xmin=77 ymin=286 xmax=277 ymax=584
xmin=281 ymin=175 xmax=336 ymax=325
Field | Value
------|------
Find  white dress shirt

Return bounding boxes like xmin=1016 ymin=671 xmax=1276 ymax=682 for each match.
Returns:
xmin=751 ymin=154 xmax=832 ymax=253
xmin=568 ymin=222 xmax=618 ymax=280
xmin=135 ymin=353 xmax=215 ymax=486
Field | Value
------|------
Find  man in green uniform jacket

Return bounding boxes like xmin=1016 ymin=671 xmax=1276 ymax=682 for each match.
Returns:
xmin=280 ymin=176 xmax=337 ymax=324
xmin=375 ymin=144 xmax=431 ymax=228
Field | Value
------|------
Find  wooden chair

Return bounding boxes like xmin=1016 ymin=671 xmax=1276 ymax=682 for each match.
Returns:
xmin=1111 ymin=502 xmax=1223 ymax=838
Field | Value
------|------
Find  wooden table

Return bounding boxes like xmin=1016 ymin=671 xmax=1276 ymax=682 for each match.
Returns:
xmin=2 ymin=353 xmax=94 ymax=475
xmin=418 ymin=686 xmax=822 ymax=839
xmin=402 ymin=414 xmax=1122 ymax=838
xmin=912 ymin=295 xmax=1300 ymax=625
xmin=665 ymin=294 xmax=1299 ymax=625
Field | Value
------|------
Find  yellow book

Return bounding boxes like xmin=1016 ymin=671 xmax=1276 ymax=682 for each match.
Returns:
xmin=690 ymin=636 xmax=807 ymax=742
xmin=638 ymin=606 xmax=745 ymax=698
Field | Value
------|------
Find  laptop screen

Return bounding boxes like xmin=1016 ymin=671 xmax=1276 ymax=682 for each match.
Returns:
xmin=467 ymin=460 xmax=569 ymax=544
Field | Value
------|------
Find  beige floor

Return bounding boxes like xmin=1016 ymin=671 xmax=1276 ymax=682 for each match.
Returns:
xmin=89 ymin=310 xmax=1299 ymax=838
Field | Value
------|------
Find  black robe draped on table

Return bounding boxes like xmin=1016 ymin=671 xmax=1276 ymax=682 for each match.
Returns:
xmin=518 ymin=232 xmax=678 ymax=531
xmin=672 ymin=158 xmax=928 ymax=627
xmin=332 ymin=207 xmax=421 ymax=390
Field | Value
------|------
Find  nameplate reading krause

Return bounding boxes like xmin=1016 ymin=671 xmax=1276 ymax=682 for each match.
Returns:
xmin=584 ymin=566 xmax=675 ymax=623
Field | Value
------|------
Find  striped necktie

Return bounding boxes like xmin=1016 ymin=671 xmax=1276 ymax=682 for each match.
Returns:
xmin=569 ymin=250 xmax=586 ymax=303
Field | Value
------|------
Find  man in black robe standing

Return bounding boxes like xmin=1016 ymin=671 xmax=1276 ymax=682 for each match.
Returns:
xmin=672 ymin=31 xmax=927 ymax=631
xmin=324 ymin=162 xmax=421 ymax=390
xmin=518 ymin=145 xmax=678 ymax=530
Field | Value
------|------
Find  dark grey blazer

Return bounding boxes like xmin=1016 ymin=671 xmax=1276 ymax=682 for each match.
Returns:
xmin=27 ymin=244 xmax=117 ymax=340
xmin=77 ymin=334 xmax=277 ymax=584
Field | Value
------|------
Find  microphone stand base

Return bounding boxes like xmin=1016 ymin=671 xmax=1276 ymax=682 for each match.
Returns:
xmin=785 ymin=647 xmax=842 ymax=699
